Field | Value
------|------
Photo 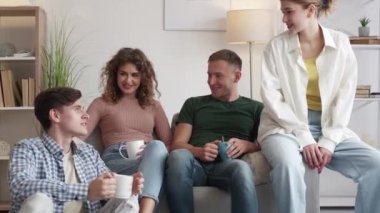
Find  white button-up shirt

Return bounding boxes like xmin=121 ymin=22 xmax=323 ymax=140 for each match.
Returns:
xmin=258 ymin=25 xmax=359 ymax=153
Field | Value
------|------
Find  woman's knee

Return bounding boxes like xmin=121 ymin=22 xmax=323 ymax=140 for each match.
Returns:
xmin=261 ymin=134 xmax=303 ymax=169
xmin=144 ymin=140 xmax=168 ymax=158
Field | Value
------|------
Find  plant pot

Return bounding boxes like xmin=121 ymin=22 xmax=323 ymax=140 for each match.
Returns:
xmin=358 ymin=27 xmax=370 ymax=37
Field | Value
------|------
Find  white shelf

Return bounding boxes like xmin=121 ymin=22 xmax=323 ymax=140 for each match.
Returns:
xmin=0 ymin=56 xmax=35 ymax=61
xmin=354 ymin=97 xmax=380 ymax=102
xmin=0 ymin=156 xmax=9 ymax=160
xmin=352 ymin=44 xmax=380 ymax=50
xmin=0 ymin=107 xmax=34 ymax=111
xmin=0 ymin=201 xmax=10 ymax=211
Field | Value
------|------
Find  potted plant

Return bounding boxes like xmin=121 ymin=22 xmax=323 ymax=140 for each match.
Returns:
xmin=358 ymin=16 xmax=370 ymax=37
xmin=41 ymin=19 xmax=86 ymax=89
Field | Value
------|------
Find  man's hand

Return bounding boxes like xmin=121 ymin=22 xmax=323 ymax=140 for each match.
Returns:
xmin=318 ymin=147 xmax=333 ymax=173
xmin=196 ymin=140 xmax=219 ymax=162
xmin=227 ymin=138 xmax=256 ymax=159
xmin=132 ymin=172 xmax=144 ymax=195
xmin=302 ymin=144 xmax=323 ymax=170
xmin=88 ymin=172 xmax=117 ymax=201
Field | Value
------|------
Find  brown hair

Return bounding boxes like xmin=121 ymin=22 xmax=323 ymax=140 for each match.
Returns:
xmin=100 ymin=48 xmax=160 ymax=108
xmin=34 ymin=87 xmax=81 ymax=130
xmin=208 ymin=49 xmax=242 ymax=70
xmin=282 ymin=0 xmax=334 ymax=16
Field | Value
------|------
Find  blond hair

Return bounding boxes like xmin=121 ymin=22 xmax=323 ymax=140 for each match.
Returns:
xmin=282 ymin=0 xmax=334 ymax=16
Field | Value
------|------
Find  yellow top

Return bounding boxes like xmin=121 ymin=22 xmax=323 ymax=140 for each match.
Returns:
xmin=304 ymin=58 xmax=321 ymax=111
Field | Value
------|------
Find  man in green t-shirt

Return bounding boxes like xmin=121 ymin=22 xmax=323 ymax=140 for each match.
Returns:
xmin=165 ymin=49 xmax=263 ymax=213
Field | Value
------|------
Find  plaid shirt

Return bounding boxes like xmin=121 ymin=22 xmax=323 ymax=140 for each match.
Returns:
xmin=8 ymin=132 xmax=110 ymax=213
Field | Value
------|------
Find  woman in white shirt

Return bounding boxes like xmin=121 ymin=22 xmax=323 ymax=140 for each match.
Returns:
xmin=258 ymin=0 xmax=380 ymax=212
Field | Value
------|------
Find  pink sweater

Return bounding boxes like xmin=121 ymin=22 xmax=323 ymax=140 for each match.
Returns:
xmin=86 ymin=96 xmax=172 ymax=148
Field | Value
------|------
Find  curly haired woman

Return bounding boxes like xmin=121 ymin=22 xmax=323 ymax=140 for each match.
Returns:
xmin=85 ymin=48 xmax=171 ymax=213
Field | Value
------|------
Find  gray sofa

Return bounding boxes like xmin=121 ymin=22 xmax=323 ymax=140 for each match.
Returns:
xmin=85 ymin=117 xmax=320 ymax=213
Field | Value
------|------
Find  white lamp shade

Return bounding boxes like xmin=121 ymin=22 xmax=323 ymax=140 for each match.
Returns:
xmin=226 ymin=9 xmax=275 ymax=44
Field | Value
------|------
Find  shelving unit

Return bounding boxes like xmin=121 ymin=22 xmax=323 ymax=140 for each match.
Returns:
xmin=0 ymin=56 xmax=36 ymax=61
xmin=351 ymin=44 xmax=380 ymax=50
xmin=0 ymin=6 xmax=45 ymax=211
xmin=0 ymin=106 xmax=34 ymax=111
xmin=354 ymin=97 xmax=380 ymax=102
xmin=0 ymin=201 xmax=10 ymax=211
xmin=352 ymin=44 xmax=380 ymax=150
xmin=0 ymin=156 xmax=9 ymax=161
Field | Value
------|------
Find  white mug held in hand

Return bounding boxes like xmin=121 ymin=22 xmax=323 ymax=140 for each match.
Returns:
xmin=119 ymin=140 xmax=145 ymax=160
xmin=115 ymin=174 xmax=133 ymax=199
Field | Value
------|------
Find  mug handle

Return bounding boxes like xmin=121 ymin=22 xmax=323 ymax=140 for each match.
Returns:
xmin=118 ymin=144 xmax=129 ymax=159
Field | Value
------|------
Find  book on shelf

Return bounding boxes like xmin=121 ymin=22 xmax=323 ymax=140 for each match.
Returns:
xmin=0 ymin=69 xmax=35 ymax=108
xmin=0 ymin=77 xmax=4 ymax=107
xmin=28 ymin=77 xmax=35 ymax=106
xmin=355 ymin=85 xmax=371 ymax=98
xmin=355 ymin=94 xmax=370 ymax=98
xmin=356 ymin=85 xmax=371 ymax=90
xmin=0 ymin=70 xmax=16 ymax=107
xmin=21 ymin=78 xmax=29 ymax=106
xmin=9 ymin=70 xmax=22 ymax=106
xmin=356 ymin=89 xmax=371 ymax=95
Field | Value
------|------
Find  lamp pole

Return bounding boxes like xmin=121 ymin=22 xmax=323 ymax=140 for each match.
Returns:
xmin=248 ymin=41 xmax=253 ymax=99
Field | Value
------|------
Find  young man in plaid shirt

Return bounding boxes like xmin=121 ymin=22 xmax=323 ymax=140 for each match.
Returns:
xmin=8 ymin=87 xmax=144 ymax=213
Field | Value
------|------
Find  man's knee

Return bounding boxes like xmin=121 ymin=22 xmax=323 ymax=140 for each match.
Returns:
xmin=167 ymin=149 xmax=193 ymax=167
xmin=19 ymin=192 xmax=54 ymax=213
xmin=166 ymin=149 xmax=195 ymax=181
xmin=229 ymin=160 xmax=253 ymax=181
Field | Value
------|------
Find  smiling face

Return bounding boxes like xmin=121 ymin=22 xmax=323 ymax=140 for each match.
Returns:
xmin=207 ymin=60 xmax=240 ymax=101
xmin=116 ymin=63 xmax=141 ymax=97
xmin=54 ymin=99 xmax=89 ymax=137
xmin=281 ymin=0 xmax=314 ymax=34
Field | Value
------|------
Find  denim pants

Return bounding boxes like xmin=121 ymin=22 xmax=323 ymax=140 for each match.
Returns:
xmin=165 ymin=149 xmax=258 ymax=213
xmin=102 ymin=140 xmax=168 ymax=203
xmin=261 ymin=110 xmax=380 ymax=213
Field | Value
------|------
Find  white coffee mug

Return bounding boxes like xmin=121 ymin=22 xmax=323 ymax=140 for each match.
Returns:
xmin=119 ymin=140 xmax=145 ymax=160
xmin=115 ymin=174 xmax=133 ymax=199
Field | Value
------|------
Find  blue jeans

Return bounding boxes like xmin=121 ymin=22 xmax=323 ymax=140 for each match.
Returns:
xmin=102 ymin=140 xmax=168 ymax=203
xmin=261 ymin=110 xmax=380 ymax=213
xmin=165 ymin=149 xmax=258 ymax=213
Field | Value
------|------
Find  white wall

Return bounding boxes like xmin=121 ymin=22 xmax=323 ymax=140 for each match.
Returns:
xmin=18 ymin=0 xmax=277 ymax=119
xmin=2 ymin=0 xmax=379 ymax=120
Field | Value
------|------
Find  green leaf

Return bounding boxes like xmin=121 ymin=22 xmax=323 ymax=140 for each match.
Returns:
xmin=41 ymin=18 xmax=85 ymax=89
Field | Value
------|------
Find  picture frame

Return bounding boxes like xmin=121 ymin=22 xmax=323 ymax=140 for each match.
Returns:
xmin=164 ymin=0 xmax=231 ymax=31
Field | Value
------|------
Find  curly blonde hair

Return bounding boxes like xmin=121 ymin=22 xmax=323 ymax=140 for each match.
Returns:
xmin=100 ymin=48 xmax=160 ymax=108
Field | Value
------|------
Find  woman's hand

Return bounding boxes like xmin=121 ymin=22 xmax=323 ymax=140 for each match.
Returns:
xmin=302 ymin=144 xmax=323 ymax=170
xmin=318 ymin=147 xmax=333 ymax=173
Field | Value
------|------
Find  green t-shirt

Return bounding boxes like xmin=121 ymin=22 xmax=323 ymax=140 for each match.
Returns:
xmin=178 ymin=95 xmax=263 ymax=147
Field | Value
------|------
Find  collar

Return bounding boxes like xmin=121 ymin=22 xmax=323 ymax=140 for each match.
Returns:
xmin=287 ymin=24 xmax=337 ymax=53
xmin=41 ymin=132 xmax=82 ymax=158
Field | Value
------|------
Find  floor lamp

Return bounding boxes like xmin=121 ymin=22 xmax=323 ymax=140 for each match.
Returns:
xmin=226 ymin=9 xmax=275 ymax=98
